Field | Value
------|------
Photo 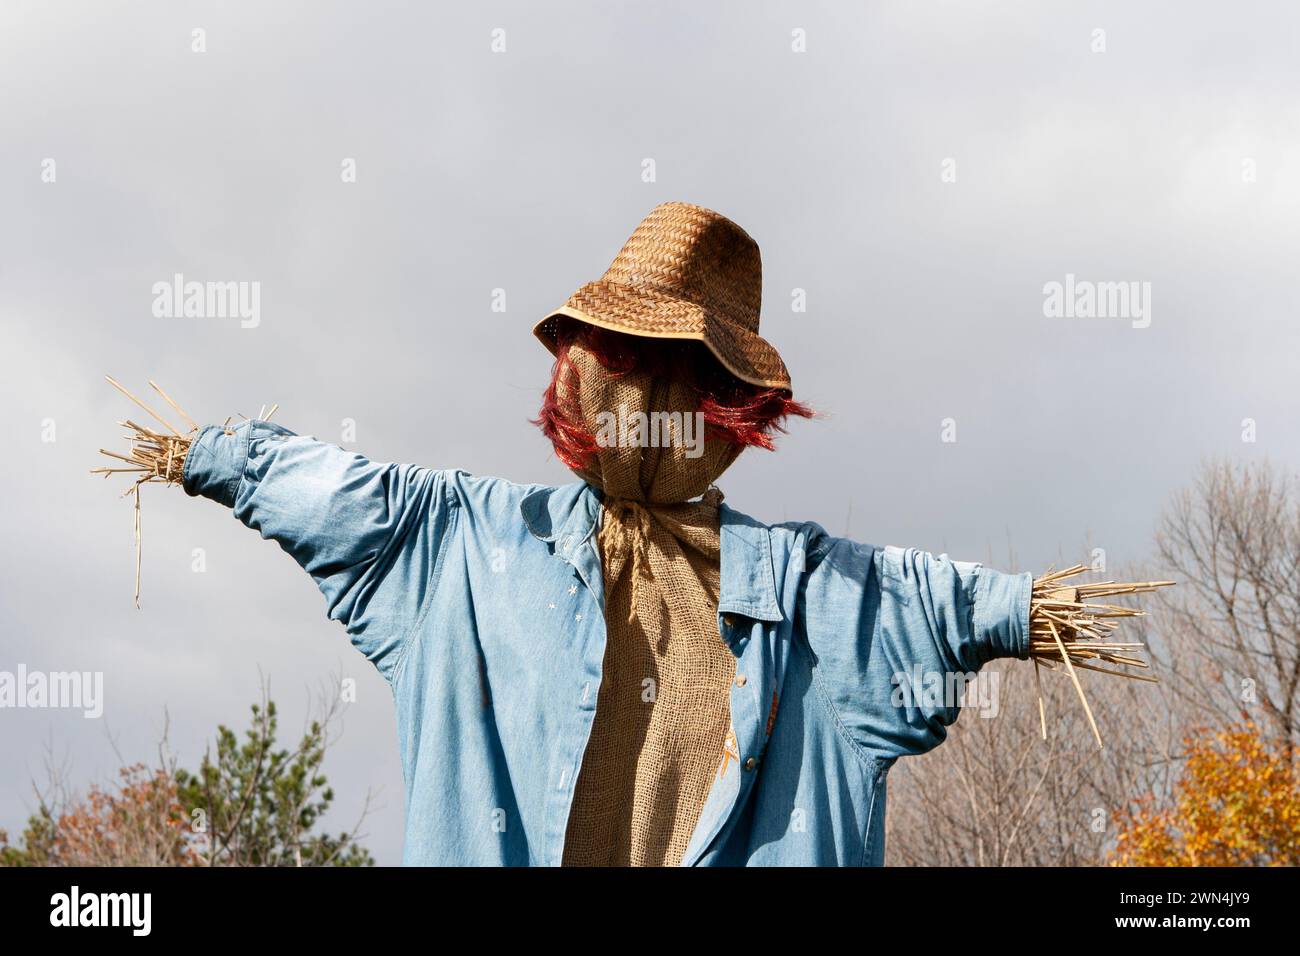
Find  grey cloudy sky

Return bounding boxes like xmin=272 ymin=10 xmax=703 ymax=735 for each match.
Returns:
xmin=2 ymin=1 xmax=1297 ymax=864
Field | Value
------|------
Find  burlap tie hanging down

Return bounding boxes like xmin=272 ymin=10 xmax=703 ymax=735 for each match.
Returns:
xmin=558 ymin=341 xmax=742 ymax=867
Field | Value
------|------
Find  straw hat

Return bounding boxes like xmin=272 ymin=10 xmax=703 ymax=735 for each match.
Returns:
xmin=533 ymin=202 xmax=792 ymax=390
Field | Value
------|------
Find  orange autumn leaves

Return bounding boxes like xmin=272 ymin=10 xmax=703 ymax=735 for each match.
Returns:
xmin=1 ymin=765 xmax=202 ymax=867
xmin=1111 ymin=723 xmax=1300 ymax=867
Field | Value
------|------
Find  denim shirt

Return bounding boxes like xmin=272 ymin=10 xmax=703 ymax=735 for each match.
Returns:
xmin=183 ymin=420 xmax=1031 ymax=866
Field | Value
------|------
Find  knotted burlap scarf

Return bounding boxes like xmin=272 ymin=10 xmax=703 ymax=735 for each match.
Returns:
xmin=557 ymin=341 xmax=741 ymax=867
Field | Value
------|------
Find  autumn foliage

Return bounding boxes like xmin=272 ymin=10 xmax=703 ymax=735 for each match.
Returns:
xmin=1 ymin=764 xmax=201 ymax=867
xmin=1 ymin=691 xmax=373 ymax=867
xmin=1110 ymin=722 xmax=1300 ymax=866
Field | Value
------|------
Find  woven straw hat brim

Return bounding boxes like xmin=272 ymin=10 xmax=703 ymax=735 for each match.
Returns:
xmin=533 ymin=281 xmax=792 ymax=391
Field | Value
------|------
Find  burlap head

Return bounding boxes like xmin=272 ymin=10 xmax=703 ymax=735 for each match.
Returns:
xmin=555 ymin=340 xmax=740 ymax=503
xmin=557 ymin=338 xmax=740 ymax=867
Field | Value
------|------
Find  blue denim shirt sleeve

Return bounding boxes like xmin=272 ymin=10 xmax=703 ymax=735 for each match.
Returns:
xmin=866 ymin=546 xmax=1030 ymax=757
xmin=182 ymin=420 xmax=448 ymax=678
xmin=800 ymin=537 xmax=1031 ymax=762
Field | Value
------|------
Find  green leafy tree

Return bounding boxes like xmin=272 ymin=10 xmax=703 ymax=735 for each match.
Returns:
xmin=176 ymin=689 xmax=374 ymax=867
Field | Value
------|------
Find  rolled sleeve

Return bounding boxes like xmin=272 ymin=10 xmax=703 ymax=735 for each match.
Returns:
xmin=972 ymin=566 xmax=1032 ymax=663
xmin=182 ymin=421 xmax=262 ymax=507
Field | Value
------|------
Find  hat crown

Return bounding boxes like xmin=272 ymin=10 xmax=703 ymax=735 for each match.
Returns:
xmin=535 ymin=201 xmax=791 ymax=390
xmin=602 ymin=202 xmax=763 ymax=333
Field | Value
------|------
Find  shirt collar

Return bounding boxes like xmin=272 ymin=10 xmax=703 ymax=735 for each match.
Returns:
xmin=718 ymin=503 xmax=783 ymax=622
xmin=520 ymin=481 xmax=601 ymax=557
xmin=520 ymin=484 xmax=782 ymax=623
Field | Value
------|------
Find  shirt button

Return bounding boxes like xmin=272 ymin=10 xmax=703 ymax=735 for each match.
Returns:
xmin=743 ymin=757 xmax=757 ymax=772
xmin=722 ymin=614 xmax=735 ymax=627
xmin=734 ymin=674 xmax=747 ymax=687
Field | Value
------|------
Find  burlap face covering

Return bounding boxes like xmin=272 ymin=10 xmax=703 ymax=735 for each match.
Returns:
xmin=557 ymin=341 xmax=741 ymax=867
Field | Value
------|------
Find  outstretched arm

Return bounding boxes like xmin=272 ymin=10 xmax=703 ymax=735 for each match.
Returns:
xmin=184 ymin=419 xmax=442 ymax=641
xmin=801 ymin=538 xmax=1170 ymax=760
xmin=106 ymin=410 xmax=451 ymax=679
xmin=799 ymin=539 xmax=1031 ymax=761
xmin=95 ymin=379 xmax=456 ymax=679
xmin=866 ymin=546 xmax=1031 ymax=757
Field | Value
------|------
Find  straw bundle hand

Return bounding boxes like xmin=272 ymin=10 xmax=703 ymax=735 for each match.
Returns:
xmin=90 ymin=377 xmax=276 ymax=608
xmin=1027 ymin=565 xmax=1173 ymax=749
xmin=89 ymin=377 xmax=202 ymax=608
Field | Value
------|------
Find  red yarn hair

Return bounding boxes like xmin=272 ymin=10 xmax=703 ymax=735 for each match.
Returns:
xmin=535 ymin=319 xmax=813 ymax=471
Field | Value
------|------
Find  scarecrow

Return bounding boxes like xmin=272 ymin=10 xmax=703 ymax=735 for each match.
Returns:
xmin=96 ymin=202 xmax=1169 ymax=866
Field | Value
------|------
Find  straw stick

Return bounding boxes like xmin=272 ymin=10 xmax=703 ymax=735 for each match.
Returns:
xmin=1049 ymin=618 xmax=1102 ymax=749
xmin=105 ymin=375 xmax=183 ymax=437
xmin=133 ymin=481 xmax=142 ymax=609
xmin=1068 ymin=660 xmax=1159 ymax=683
xmin=1033 ymin=659 xmax=1047 ymax=740
xmin=149 ymin=380 xmax=198 ymax=432
xmin=99 ymin=448 xmax=142 ymax=465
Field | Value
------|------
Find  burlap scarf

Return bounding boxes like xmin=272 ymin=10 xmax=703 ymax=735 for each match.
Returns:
xmin=557 ymin=342 xmax=740 ymax=866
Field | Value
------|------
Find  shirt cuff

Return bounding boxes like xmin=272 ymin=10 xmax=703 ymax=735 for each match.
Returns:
xmin=972 ymin=566 xmax=1032 ymax=662
xmin=182 ymin=422 xmax=252 ymax=508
